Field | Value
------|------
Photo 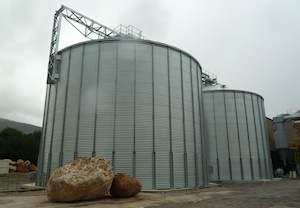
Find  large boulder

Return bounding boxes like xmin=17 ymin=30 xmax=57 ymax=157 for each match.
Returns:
xmin=110 ymin=173 xmax=142 ymax=198
xmin=46 ymin=157 xmax=114 ymax=202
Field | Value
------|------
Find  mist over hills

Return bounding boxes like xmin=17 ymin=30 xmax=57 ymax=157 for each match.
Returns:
xmin=0 ymin=118 xmax=41 ymax=134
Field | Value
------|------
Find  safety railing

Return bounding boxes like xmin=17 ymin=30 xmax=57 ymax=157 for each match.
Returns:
xmin=0 ymin=172 xmax=46 ymax=192
xmin=113 ymin=24 xmax=146 ymax=39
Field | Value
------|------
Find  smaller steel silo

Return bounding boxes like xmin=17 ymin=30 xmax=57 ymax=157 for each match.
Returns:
xmin=203 ymin=87 xmax=273 ymax=181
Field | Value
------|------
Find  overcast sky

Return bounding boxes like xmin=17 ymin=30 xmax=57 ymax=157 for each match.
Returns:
xmin=1 ymin=0 xmax=299 ymax=126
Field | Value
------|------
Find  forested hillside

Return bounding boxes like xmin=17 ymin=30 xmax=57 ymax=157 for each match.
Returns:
xmin=0 ymin=118 xmax=41 ymax=134
xmin=0 ymin=118 xmax=41 ymax=164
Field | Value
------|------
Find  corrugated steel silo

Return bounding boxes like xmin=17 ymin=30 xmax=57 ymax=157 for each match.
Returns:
xmin=38 ymin=38 xmax=208 ymax=190
xmin=203 ymin=88 xmax=273 ymax=181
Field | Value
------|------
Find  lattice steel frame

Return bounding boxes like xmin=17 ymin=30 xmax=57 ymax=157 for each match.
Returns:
xmin=47 ymin=5 xmax=141 ymax=84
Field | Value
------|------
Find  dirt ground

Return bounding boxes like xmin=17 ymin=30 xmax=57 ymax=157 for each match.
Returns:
xmin=0 ymin=178 xmax=299 ymax=208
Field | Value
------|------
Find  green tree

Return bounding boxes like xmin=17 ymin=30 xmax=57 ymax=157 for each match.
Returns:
xmin=0 ymin=127 xmax=41 ymax=164
xmin=23 ymin=130 xmax=41 ymax=164
xmin=0 ymin=127 xmax=23 ymax=140
xmin=0 ymin=127 xmax=24 ymax=160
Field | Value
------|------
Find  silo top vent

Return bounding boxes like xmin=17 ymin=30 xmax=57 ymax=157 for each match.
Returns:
xmin=47 ymin=5 xmax=146 ymax=84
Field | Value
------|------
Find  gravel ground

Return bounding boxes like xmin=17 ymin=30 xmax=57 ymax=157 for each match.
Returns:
xmin=147 ymin=179 xmax=300 ymax=208
xmin=0 ymin=178 xmax=299 ymax=208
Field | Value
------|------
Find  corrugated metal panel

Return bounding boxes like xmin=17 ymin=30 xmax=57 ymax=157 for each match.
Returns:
xmin=43 ymin=84 xmax=56 ymax=175
xmin=51 ymin=49 xmax=70 ymax=167
xmin=42 ymin=151 xmax=48 ymax=176
xmin=197 ymin=153 xmax=204 ymax=186
xmin=114 ymin=43 xmax=135 ymax=176
xmin=198 ymin=65 xmax=207 ymax=186
xmin=50 ymin=153 xmax=60 ymax=173
xmin=225 ymin=92 xmax=242 ymax=180
xmin=153 ymin=46 xmax=170 ymax=152
xmin=115 ymin=116 xmax=134 ymax=150
xmin=37 ymin=85 xmax=49 ymax=177
xmin=155 ymin=152 xmax=170 ymax=189
xmin=95 ymin=116 xmax=114 ymax=151
xmin=51 ymin=116 xmax=63 ymax=169
xmin=252 ymin=95 xmax=263 ymax=178
xmin=173 ymin=153 xmax=185 ymax=188
xmin=203 ymin=92 xmax=217 ymax=180
xmin=135 ymin=43 xmax=153 ymax=190
xmin=245 ymin=93 xmax=260 ymax=179
xmin=114 ymin=42 xmax=135 ymax=174
xmin=182 ymin=54 xmax=193 ymax=187
xmin=215 ymin=92 xmax=231 ymax=180
xmin=135 ymin=152 xmax=153 ymax=190
xmin=187 ymin=153 xmax=196 ymax=187
xmin=56 ymin=50 xmax=70 ymax=166
xmin=95 ymin=42 xmax=116 ymax=156
xmin=182 ymin=55 xmax=194 ymax=158
xmin=114 ymin=152 xmax=133 ymax=174
xmin=169 ymin=49 xmax=184 ymax=169
xmin=62 ymin=152 xmax=74 ymax=165
xmin=192 ymin=61 xmax=201 ymax=186
xmin=95 ymin=151 xmax=112 ymax=163
xmin=235 ymin=92 xmax=252 ymax=180
xmin=153 ymin=46 xmax=170 ymax=189
xmin=77 ymin=43 xmax=99 ymax=155
xmin=185 ymin=121 xmax=194 ymax=158
xmin=62 ymin=45 xmax=83 ymax=164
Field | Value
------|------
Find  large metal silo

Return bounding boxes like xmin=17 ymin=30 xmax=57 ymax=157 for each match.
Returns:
xmin=203 ymin=88 xmax=273 ymax=181
xmin=37 ymin=38 xmax=208 ymax=190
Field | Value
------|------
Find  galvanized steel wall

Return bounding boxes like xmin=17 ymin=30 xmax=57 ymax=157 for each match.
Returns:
xmin=203 ymin=89 xmax=273 ymax=181
xmin=37 ymin=38 xmax=208 ymax=190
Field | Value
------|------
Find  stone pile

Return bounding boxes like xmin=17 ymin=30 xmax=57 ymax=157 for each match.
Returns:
xmin=46 ymin=157 xmax=142 ymax=203
xmin=4 ymin=159 xmax=37 ymax=173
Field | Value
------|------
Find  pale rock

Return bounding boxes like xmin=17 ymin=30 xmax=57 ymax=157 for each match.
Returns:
xmin=9 ymin=165 xmax=17 ymax=172
xmin=17 ymin=159 xmax=24 ymax=165
xmin=110 ymin=173 xmax=142 ymax=198
xmin=46 ymin=157 xmax=114 ymax=202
